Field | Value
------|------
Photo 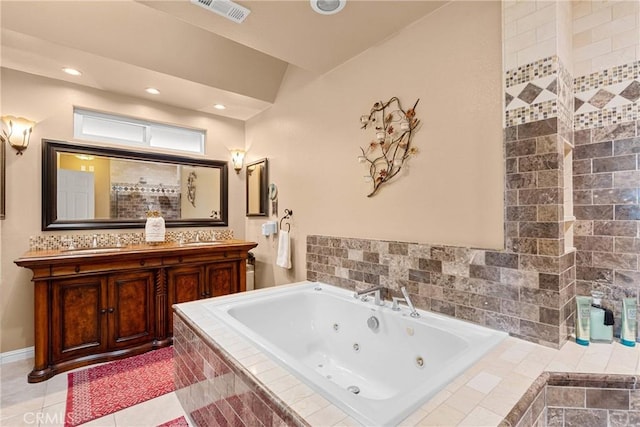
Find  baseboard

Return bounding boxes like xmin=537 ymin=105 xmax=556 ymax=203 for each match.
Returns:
xmin=1 ymin=346 xmax=34 ymax=364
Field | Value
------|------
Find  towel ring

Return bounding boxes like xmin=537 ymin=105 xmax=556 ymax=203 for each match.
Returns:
xmin=279 ymin=209 xmax=293 ymax=232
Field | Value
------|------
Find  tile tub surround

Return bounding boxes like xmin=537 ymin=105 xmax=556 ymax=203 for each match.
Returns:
xmin=173 ymin=313 xmax=305 ymax=427
xmin=503 ymin=372 xmax=640 ymax=427
xmin=306 ymin=234 xmax=575 ymax=348
xmin=172 ymin=287 xmax=640 ymax=427
xmin=28 ymin=229 xmax=234 ymax=251
xmin=573 ymin=120 xmax=640 ymax=337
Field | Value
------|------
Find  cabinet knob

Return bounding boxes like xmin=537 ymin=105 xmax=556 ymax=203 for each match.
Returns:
xmin=140 ymin=260 xmax=145 ymax=266
xmin=100 ymin=309 xmax=107 ymax=314
xmin=223 ymin=252 xmax=228 ymax=258
xmin=178 ymin=257 xmax=183 ymax=263
xmin=75 ymin=265 xmax=80 ymax=273
xmin=201 ymin=292 xmax=206 ymax=297
xmin=108 ymin=307 xmax=115 ymax=313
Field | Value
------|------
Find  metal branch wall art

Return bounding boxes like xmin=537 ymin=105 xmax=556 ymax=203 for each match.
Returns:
xmin=359 ymin=97 xmax=420 ymax=197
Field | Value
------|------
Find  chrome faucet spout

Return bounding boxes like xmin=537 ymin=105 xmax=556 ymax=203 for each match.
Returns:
xmin=354 ymin=286 xmax=386 ymax=306
xmin=400 ymin=286 xmax=420 ymax=318
xmin=92 ymin=234 xmax=98 ymax=248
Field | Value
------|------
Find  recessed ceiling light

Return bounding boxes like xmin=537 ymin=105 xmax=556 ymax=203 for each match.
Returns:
xmin=145 ymin=87 xmax=160 ymax=95
xmin=213 ymin=104 xmax=226 ymax=110
xmin=62 ymin=67 xmax=82 ymax=76
xmin=310 ymin=0 xmax=346 ymax=15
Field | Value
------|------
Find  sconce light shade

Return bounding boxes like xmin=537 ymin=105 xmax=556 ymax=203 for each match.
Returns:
xmin=1 ymin=115 xmax=36 ymax=155
xmin=230 ymin=149 xmax=245 ymax=174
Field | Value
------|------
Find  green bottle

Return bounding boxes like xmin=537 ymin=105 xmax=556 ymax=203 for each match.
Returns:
xmin=590 ymin=291 xmax=613 ymax=343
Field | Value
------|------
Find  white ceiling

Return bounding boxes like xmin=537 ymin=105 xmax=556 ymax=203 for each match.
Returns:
xmin=1 ymin=0 xmax=447 ymax=120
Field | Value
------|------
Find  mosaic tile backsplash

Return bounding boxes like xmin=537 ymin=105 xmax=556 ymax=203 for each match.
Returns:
xmin=28 ymin=229 xmax=234 ymax=251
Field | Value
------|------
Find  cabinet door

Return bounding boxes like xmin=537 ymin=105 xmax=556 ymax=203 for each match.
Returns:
xmin=51 ymin=276 xmax=108 ymax=362
xmin=167 ymin=265 xmax=205 ymax=335
xmin=168 ymin=265 xmax=206 ymax=304
xmin=107 ymin=271 xmax=155 ymax=349
xmin=206 ymin=261 xmax=239 ymax=297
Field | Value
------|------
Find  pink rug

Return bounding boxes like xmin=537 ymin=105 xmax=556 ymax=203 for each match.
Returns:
xmin=65 ymin=347 xmax=175 ymax=427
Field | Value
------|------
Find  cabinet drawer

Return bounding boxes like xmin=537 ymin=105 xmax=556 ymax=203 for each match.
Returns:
xmin=163 ymin=251 xmax=241 ymax=265
xmin=51 ymin=257 xmax=162 ymax=276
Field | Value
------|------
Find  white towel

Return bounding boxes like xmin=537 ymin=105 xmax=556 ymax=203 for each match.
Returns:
xmin=276 ymin=230 xmax=292 ymax=269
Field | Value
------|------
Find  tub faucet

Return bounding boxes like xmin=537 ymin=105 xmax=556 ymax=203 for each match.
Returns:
xmin=392 ymin=286 xmax=420 ymax=318
xmin=354 ymin=286 xmax=386 ymax=306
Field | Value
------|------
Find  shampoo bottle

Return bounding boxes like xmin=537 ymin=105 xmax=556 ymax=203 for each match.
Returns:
xmin=620 ymin=298 xmax=637 ymax=347
xmin=575 ymin=296 xmax=591 ymax=346
xmin=590 ymin=291 xmax=613 ymax=343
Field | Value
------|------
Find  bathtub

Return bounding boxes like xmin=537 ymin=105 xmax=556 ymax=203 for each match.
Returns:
xmin=202 ymin=281 xmax=507 ymax=426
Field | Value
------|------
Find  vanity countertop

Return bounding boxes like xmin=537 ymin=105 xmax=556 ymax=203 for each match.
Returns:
xmin=15 ymin=239 xmax=258 ymax=264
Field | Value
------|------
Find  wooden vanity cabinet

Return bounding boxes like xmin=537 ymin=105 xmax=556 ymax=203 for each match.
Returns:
xmin=15 ymin=241 xmax=257 ymax=383
xmin=50 ymin=270 xmax=155 ymax=363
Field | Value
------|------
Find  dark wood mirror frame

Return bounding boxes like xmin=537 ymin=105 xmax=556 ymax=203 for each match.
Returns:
xmin=245 ymin=158 xmax=268 ymax=217
xmin=42 ymin=139 xmax=229 ymax=230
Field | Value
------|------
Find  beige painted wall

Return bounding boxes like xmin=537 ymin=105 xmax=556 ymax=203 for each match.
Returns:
xmin=245 ymin=1 xmax=504 ymax=288
xmin=0 ymin=68 xmax=246 ymax=352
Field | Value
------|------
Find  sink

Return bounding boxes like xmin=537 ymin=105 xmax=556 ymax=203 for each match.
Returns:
xmin=61 ymin=246 xmax=125 ymax=254
xmin=179 ymin=241 xmax=225 ymax=247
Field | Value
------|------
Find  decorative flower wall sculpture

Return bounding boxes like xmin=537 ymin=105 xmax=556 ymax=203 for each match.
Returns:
xmin=359 ymin=97 xmax=420 ymax=197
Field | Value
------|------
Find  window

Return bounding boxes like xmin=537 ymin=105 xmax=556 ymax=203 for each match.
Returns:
xmin=73 ymin=108 xmax=205 ymax=155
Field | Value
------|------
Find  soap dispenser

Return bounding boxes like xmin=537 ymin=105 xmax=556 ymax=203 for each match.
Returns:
xmin=590 ymin=290 xmax=614 ymax=343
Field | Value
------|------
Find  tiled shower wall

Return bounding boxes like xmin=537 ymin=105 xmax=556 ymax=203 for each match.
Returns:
xmin=574 ymin=120 xmax=640 ymax=336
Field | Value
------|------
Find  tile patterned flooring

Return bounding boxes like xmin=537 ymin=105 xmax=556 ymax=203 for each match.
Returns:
xmin=2 ymin=338 xmax=640 ymax=426
xmin=0 ymin=358 xmax=191 ymax=427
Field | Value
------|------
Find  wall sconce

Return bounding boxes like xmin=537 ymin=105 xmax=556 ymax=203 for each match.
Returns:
xmin=230 ymin=149 xmax=245 ymax=174
xmin=1 ymin=116 xmax=36 ymax=155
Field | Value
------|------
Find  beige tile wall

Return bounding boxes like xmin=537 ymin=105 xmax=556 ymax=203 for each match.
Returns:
xmin=572 ymin=0 xmax=640 ymax=76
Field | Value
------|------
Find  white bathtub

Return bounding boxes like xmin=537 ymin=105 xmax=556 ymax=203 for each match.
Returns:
xmin=203 ymin=281 xmax=507 ymax=426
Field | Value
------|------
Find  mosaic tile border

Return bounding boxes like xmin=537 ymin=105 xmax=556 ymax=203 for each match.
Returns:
xmin=506 ymin=57 xmax=639 ymax=131
xmin=506 ymin=56 xmax=557 ymax=88
xmin=111 ymin=183 xmax=180 ymax=194
xmin=28 ymin=229 xmax=234 ymax=251
xmin=574 ymin=61 xmax=640 ymax=93
xmin=505 ymin=100 xmax=558 ymax=127
xmin=504 ymin=57 xmax=573 ymax=128
xmin=574 ymin=103 xmax=639 ymax=131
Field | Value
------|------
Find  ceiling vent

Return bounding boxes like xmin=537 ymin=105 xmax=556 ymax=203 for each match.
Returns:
xmin=190 ymin=0 xmax=251 ymax=24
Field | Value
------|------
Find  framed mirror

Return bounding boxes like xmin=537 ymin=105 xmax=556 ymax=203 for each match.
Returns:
xmin=42 ymin=139 xmax=228 ymax=230
xmin=246 ymin=158 xmax=268 ymax=217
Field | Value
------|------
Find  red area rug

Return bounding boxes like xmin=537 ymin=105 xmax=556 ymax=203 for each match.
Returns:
xmin=65 ymin=347 xmax=175 ymax=427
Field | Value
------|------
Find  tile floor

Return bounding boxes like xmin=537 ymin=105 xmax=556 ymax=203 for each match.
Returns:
xmin=2 ymin=338 xmax=640 ymax=426
xmin=0 ymin=358 xmax=191 ymax=427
